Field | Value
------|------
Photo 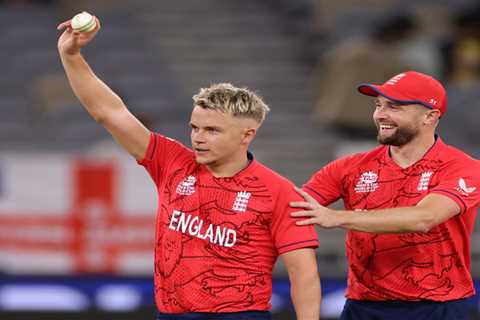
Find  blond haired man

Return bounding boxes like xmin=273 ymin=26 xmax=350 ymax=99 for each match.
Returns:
xmin=57 ymin=16 xmax=320 ymax=320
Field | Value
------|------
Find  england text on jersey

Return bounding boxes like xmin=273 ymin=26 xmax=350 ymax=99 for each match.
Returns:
xmin=168 ymin=210 xmax=236 ymax=247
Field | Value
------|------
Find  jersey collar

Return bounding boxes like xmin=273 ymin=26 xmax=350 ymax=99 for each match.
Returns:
xmin=198 ymin=151 xmax=257 ymax=179
xmin=384 ymin=135 xmax=445 ymax=170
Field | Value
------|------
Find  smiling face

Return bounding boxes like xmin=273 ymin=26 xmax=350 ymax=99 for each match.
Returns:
xmin=373 ymin=96 xmax=432 ymax=146
xmin=190 ymin=106 xmax=256 ymax=169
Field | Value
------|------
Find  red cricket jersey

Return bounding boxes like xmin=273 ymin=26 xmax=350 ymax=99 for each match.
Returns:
xmin=138 ymin=133 xmax=318 ymax=313
xmin=304 ymin=137 xmax=480 ymax=301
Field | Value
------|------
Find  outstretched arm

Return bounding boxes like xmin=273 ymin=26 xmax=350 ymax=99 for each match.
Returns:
xmin=281 ymin=248 xmax=321 ymax=320
xmin=57 ymin=16 xmax=150 ymax=160
xmin=291 ymin=188 xmax=460 ymax=233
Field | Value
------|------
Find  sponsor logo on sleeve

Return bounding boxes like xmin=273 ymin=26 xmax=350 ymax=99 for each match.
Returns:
xmin=455 ymin=178 xmax=476 ymax=196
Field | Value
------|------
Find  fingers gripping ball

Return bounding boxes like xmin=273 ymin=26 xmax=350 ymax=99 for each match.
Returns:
xmin=71 ymin=11 xmax=96 ymax=33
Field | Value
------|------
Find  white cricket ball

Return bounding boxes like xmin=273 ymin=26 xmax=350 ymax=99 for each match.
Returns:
xmin=71 ymin=11 xmax=96 ymax=33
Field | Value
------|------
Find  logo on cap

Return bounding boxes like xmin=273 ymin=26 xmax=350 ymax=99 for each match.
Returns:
xmin=386 ymin=73 xmax=406 ymax=86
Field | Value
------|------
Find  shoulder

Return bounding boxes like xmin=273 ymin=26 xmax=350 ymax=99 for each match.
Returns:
xmin=345 ymin=145 xmax=386 ymax=164
xmin=437 ymin=141 xmax=480 ymax=168
xmin=152 ymin=133 xmax=191 ymax=152
xmin=252 ymin=161 xmax=297 ymax=194
xmin=253 ymin=161 xmax=294 ymax=186
xmin=432 ymin=142 xmax=480 ymax=185
xmin=143 ymin=132 xmax=196 ymax=169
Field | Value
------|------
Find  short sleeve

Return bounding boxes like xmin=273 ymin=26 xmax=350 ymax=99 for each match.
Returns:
xmin=137 ymin=132 xmax=192 ymax=185
xmin=270 ymin=182 xmax=319 ymax=255
xmin=430 ymin=160 xmax=480 ymax=214
xmin=303 ymin=156 xmax=350 ymax=206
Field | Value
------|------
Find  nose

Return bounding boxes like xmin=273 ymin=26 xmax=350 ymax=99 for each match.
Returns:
xmin=192 ymin=129 xmax=206 ymax=144
xmin=373 ymin=105 xmax=387 ymax=120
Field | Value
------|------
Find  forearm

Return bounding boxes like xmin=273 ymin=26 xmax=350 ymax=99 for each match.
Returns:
xmin=56 ymin=18 xmax=150 ymax=160
xmin=289 ymin=269 xmax=321 ymax=320
xmin=59 ymin=52 xmax=125 ymax=121
xmin=337 ymin=206 xmax=435 ymax=233
xmin=293 ymin=189 xmax=460 ymax=234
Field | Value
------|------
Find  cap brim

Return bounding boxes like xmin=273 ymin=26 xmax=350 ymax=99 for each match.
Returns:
xmin=357 ymin=83 xmax=435 ymax=111
xmin=357 ymin=84 xmax=381 ymax=97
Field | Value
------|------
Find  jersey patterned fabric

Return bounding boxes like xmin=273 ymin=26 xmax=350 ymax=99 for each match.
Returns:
xmin=138 ymin=133 xmax=318 ymax=313
xmin=304 ymin=137 xmax=480 ymax=301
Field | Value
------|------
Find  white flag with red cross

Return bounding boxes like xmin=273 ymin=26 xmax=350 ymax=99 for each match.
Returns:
xmin=0 ymin=153 xmax=156 ymax=275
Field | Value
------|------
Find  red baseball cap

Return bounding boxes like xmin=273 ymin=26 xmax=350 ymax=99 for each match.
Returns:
xmin=357 ymin=71 xmax=447 ymax=116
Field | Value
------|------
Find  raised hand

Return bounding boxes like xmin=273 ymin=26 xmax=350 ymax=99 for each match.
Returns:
xmin=57 ymin=16 xmax=101 ymax=56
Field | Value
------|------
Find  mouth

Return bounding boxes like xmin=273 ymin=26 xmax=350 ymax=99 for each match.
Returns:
xmin=378 ymin=124 xmax=396 ymax=134
xmin=194 ymin=148 xmax=209 ymax=155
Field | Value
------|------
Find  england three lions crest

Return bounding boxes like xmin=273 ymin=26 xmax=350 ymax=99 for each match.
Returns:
xmin=232 ymin=191 xmax=251 ymax=212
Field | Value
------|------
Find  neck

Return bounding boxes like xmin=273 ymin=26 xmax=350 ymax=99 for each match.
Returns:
xmin=389 ymin=134 xmax=436 ymax=168
xmin=206 ymin=154 xmax=251 ymax=178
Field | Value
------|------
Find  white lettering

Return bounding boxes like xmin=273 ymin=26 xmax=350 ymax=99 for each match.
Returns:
xmin=204 ymin=224 xmax=214 ymax=243
xmin=197 ymin=220 xmax=204 ymax=237
xmin=214 ymin=227 xmax=226 ymax=245
xmin=177 ymin=211 xmax=192 ymax=233
xmin=189 ymin=216 xmax=200 ymax=235
xmin=169 ymin=210 xmax=182 ymax=230
xmin=224 ymin=229 xmax=236 ymax=247
xmin=168 ymin=211 xmax=237 ymax=247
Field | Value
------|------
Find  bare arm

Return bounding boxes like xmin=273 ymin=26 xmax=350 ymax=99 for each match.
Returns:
xmin=291 ymin=188 xmax=460 ymax=233
xmin=281 ymin=248 xmax=321 ymax=320
xmin=57 ymin=17 xmax=150 ymax=160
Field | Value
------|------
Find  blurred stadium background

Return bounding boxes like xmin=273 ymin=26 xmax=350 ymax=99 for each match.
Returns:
xmin=1 ymin=0 xmax=480 ymax=319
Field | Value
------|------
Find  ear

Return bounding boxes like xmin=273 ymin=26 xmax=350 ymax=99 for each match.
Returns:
xmin=424 ymin=110 xmax=441 ymax=125
xmin=241 ymin=127 xmax=257 ymax=145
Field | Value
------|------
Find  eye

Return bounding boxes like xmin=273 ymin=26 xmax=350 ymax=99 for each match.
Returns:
xmin=207 ymin=127 xmax=220 ymax=134
xmin=190 ymin=124 xmax=199 ymax=132
xmin=378 ymin=101 xmax=402 ymax=111
xmin=388 ymin=103 xmax=403 ymax=111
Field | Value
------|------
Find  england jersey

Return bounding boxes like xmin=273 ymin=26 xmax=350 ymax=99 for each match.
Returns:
xmin=304 ymin=137 xmax=480 ymax=301
xmin=138 ymin=133 xmax=318 ymax=313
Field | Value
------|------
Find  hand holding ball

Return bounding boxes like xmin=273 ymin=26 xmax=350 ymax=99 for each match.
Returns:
xmin=71 ymin=11 xmax=96 ymax=33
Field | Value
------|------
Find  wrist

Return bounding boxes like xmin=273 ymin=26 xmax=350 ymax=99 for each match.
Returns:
xmin=335 ymin=210 xmax=351 ymax=228
xmin=59 ymin=47 xmax=82 ymax=58
xmin=59 ymin=51 xmax=84 ymax=66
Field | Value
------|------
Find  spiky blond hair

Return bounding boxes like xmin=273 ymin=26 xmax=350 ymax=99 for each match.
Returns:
xmin=192 ymin=83 xmax=270 ymax=124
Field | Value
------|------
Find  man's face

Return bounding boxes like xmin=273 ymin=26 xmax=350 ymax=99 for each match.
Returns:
xmin=373 ymin=97 xmax=427 ymax=146
xmin=190 ymin=106 xmax=254 ymax=167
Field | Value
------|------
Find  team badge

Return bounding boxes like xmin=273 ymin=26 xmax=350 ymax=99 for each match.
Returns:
xmin=417 ymin=171 xmax=433 ymax=191
xmin=232 ymin=191 xmax=251 ymax=212
xmin=176 ymin=175 xmax=196 ymax=196
xmin=354 ymin=171 xmax=379 ymax=193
